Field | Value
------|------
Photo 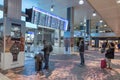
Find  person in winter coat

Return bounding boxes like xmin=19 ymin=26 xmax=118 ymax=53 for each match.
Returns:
xmin=79 ymin=40 xmax=85 ymax=66
xmin=41 ymin=40 xmax=52 ymax=71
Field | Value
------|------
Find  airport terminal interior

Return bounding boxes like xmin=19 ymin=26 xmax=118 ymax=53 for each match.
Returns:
xmin=0 ymin=0 xmax=120 ymax=80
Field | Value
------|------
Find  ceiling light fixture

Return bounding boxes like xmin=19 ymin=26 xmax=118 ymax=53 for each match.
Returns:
xmin=79 ymin=0 xmax=84 ymax=5
xmin=117 ymin=0 xmax=120 ymax=4
xmin=92 ymin=11 xmax=96 ymax=16
xmin=104 ymin=24 xmax=107 ymax=27
xmin=50 ymin=5 xmax=54 ymax=12
xmin=99 ymin=19 xmax=103 ymax=23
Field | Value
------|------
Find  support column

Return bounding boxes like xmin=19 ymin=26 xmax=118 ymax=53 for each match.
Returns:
xmin=67 ymin=7 xmax=74 ymax=53
xmin=95 ymin=25 xmax=99 ymax=48
xmin=4 ymin=0 xmax=21 ymax=19
xmin=58 ymin=27 xmax=61 ymax=47
xmin=1 ymin=0 xmax=25 ymax=70
xmin=86 ymin=19 xmax=91 ymax=50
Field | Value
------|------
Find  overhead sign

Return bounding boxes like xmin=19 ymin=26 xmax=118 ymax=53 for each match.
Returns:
xmin=25 ymin=7 xmax=68 ymax=31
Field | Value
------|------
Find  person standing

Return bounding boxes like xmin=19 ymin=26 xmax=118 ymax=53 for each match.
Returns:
xmin=79 ymin=40 xmax=85 ymax=66
xmin=41 ymin=40 xmax=51 ymax=71
xmin=64 ymin=38 xmax=70 ymax=54
xmin=105 ymin=42 xmax=115 ymax=69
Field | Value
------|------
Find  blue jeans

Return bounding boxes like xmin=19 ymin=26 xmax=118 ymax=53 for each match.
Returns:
xmin=44 ymin=54 xmax=49 ymax=69
xmin=79 ymin=52 xmax=85 ymax=65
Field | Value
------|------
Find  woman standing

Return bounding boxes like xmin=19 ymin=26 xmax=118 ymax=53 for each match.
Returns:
xmin=105 ymin=42 xmax=115 ymax=69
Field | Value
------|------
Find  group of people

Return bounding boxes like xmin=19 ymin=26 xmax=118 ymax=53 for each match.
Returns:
xmin=34 ymin=40 xmax=53 ymax=75
xmin=77 ymin=39 xmax=115 ymax=69
xmin=34 ymin=39 xmax=116 ymax=76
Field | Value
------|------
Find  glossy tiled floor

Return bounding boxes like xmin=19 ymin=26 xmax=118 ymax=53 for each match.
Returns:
xmin=1 ymin=49 xmax=120 ymax=80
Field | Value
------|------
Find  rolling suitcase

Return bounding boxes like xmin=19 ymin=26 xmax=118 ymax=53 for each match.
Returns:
xmin=101 ymin=59 xmax=107 ymax=68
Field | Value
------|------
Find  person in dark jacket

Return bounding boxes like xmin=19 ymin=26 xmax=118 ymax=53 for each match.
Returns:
xmin=79 ymin=40 xmax=85 ymax=66
xmin=41 ymin=40 xmax=51 ymax=71
xmin=105 ymin=42 xmax=115 ymax=69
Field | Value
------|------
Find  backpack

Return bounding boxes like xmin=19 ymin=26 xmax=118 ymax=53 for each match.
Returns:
xmin=49 ymin=44 xmax=53 ymax=52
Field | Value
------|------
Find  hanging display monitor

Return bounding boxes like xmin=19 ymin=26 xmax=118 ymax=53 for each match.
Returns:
xmin=25 ymin=7 xmax=68 ymax=31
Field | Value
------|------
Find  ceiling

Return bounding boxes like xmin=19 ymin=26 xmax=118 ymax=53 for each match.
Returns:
xmin=87 ymin=0 xmax=120 ymax=36
xmin=1 ymin=0 xmax=116 ymax=33
xmin=0 ymin=0 xmax=104 ymax=28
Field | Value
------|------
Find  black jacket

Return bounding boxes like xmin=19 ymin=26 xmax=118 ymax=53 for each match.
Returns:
xmin=105 ymin=42 xmax=115 ymax=59
xmin=79 ymin=43 xmax=84 ymax=52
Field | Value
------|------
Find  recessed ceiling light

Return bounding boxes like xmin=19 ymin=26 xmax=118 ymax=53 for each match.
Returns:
xmin=104 ymin=24 xmax=107 ymax=27
xmin=50 ymin=8 xmax=54 ymax=12
xmin=92 ymin=11 xmax=96 ymax=16
xmin=50 ymin=5 xmax=54 ymax=12
xmin=80 ymin=22 xmax=83 ymax=25
xmin=99 ymin=20 xmax=103 ymax=23
xmin=79 ymin=0 xmax=84 ymax=5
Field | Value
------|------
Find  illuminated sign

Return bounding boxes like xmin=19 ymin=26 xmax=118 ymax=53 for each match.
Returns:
xmin=26 ymin=7 xmax=68 ymax=31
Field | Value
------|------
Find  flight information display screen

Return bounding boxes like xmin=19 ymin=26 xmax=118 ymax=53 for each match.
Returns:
xmin=26 ymin=7 xmax=68 ymax=31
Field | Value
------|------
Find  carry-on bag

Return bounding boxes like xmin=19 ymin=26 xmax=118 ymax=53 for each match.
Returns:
xmin=101 ymin=59 xmax=107 ymax=68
